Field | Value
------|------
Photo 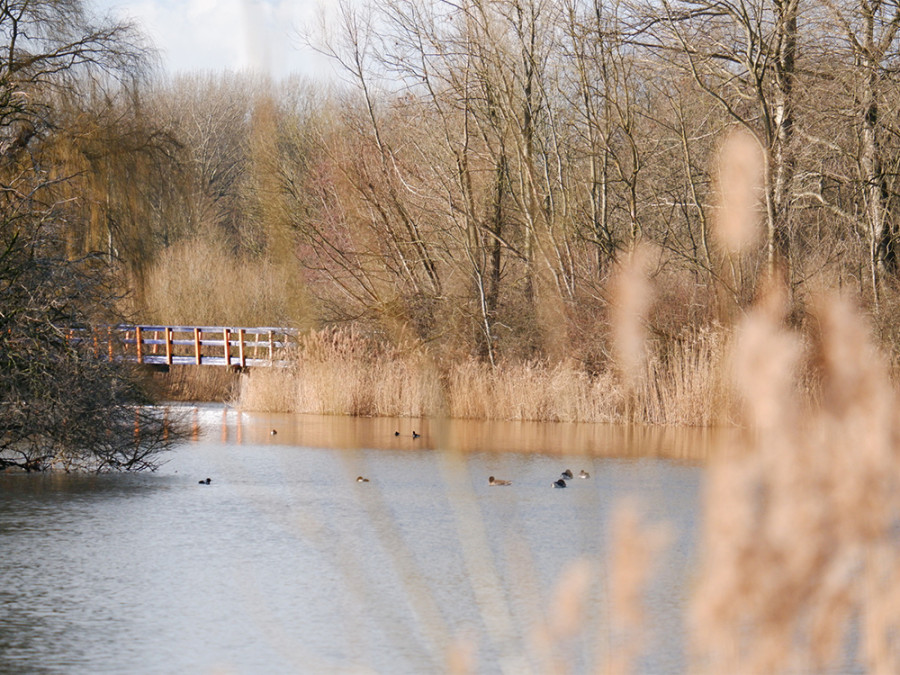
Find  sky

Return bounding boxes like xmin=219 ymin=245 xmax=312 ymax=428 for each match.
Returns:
xmin=94 ymin=0 xmax=340 ymax=81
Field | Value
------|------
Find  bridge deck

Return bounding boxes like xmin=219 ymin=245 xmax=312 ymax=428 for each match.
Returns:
xmin=130 ymin=354 xmax=286 ymax=368
xmin=71 ymin=325 xmax=297 ymax=368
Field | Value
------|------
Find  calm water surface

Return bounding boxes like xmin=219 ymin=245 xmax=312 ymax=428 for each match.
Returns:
xmin=0 ymin=406 xmax=716 ymax=674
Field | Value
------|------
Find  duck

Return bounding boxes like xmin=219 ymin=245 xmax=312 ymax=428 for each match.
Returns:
xmin=488 ymin=476 xmax=511 ymax=486
xmin=412 ymin=431 xmax=421 ymax=438
xmin=553 ymin=478 xmax=567 ymax=488
xmin=270 ymin=429 xmax=277 ymax=435
xmin=356 ymin=476 xmax=370 ymax=482
xmin=579 ymin=470 xmax=590 ymax=479
xmin=394 ymin=431 xmax=400 ymax=436
xmin=199 ymin=477 xmax=211 ymax=485
xmin=561 ymin=469 xmax=573 ymax=480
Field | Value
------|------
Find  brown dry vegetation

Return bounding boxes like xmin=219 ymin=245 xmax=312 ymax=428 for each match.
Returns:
xmin=105 ymin=2 xmax=900 ymax=433
xmin=239 ymin=323 xmax=733 ymax=426
xmin=148 ymin=365 xmax=241 ymax=403
xmin=137 ymin=234 xmax=310 ymax=327
xmin=10 ymin=0 xmax=900 ymax=669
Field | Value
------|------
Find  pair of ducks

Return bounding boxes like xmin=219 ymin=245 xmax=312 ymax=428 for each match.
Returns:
xmin=488 ymin=469 xmax=590 ymax=488
xmin=554 ymin=469 xmax=591 ymax=487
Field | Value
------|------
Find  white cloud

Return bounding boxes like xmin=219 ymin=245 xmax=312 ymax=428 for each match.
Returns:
xmin=95 ymin=0 xmax=338 ymax=81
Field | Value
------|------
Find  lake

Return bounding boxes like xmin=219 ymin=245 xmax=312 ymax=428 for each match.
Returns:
xmin=0 ymin=405 xmax=717 ymax=674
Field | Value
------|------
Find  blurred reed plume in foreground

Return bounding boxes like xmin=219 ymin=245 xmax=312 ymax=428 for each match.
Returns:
xmin=713 ymin=129 xmax=765 ymax=255
xmin=610 ymin=244 xmax=655 ymax=391
xmin=685 ymin=126 xmax=900 ymax=672
xmin=590 ymin=125 xmax=900 ymax=672
xmin=607 ymin=504 xmax=670 ymax=675
xmin=691 ymin=287 xmax=900 ymax=673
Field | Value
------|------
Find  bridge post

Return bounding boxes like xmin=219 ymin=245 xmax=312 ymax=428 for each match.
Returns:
xmin=238 ymin=329 xmax=246 ymax=368
xmin=135 ymin=326 xmax=143 ymax=364
xmin=165 ymin=327 xmax=173 ymax=365
xmin=223 ymin=328 xmax=231 ymax=367
xmin=194 ymin=328 xmax=202 ymax=365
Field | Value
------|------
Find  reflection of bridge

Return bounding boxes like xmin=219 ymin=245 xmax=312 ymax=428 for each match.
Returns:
xmin=77 ymin=325 xmax=297 ymax=369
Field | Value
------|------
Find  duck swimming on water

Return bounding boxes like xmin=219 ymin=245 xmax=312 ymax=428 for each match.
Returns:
xmin=356 ymin=476 xmax=370 ymax=482
xmin=579 ymin=470 xmax=590 ymax=479
xmin=553 ymin=478 xmax=567 ymax=488
xmin=561 ymin=469 xmax=573 ymax=480
xmin=199 ymin=477 xmax=211 ymax=485
xmin=488 ymin=476 xmax=511 ymax=486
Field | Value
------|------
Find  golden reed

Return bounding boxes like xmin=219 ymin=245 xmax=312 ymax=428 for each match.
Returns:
xmin=238 ymin=326 xmax=733 ymax=426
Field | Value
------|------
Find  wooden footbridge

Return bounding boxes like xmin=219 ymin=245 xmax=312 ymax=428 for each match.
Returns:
xmin=75 ymin=325 xmax=297 ymax=369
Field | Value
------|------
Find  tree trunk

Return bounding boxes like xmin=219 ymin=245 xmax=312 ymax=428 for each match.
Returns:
xmin=771 ymin=0 xmax=798 ymax=276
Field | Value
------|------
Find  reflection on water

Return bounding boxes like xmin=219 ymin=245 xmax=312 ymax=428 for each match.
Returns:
xmin=198 ymin=406 xmax=731 ymax=461
xmin=1 ymin=405 xmax=708 ymax=674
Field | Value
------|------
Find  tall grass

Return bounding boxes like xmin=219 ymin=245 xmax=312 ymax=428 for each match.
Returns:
xmin=239 ymin=327 xmax=734 ymax=425
xmin=445 ymin=359 xmax=622 ymax=422
xmin=241 ymin=329 xmax=445 ymax=417
xmin=148 ymin=365 xmax=241 ymax=403
xmin=640 ymin=327 xmax=734 ymax=426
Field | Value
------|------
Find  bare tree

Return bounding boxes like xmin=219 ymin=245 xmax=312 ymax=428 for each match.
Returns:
xmin=0 ymin=0 xmax=179 ymax=471
xmin=652 ymin=0 xmax=800 ymax=280
xmin=820 ymin=0 xmax=900 ymax=308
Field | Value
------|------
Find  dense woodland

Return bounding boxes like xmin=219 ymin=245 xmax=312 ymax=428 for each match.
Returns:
xmin=63 ymin=0 xmax=900 ymax=371
xmin=6 ymin=0 xmax=900 ymax=448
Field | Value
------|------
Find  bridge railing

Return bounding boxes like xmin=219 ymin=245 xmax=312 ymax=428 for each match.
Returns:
xmin=71 ymin=325 xmax=298 ymax=368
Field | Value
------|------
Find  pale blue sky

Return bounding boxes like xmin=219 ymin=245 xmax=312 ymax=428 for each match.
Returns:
xmin=94 ymin=0 xmax=337 ymax=80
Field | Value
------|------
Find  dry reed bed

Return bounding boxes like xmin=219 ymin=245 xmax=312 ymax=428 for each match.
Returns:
xmin=238 ymin=327 xmax=734 ymax=426
xmin=150 ymin=365 xmax=241 ymax=402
